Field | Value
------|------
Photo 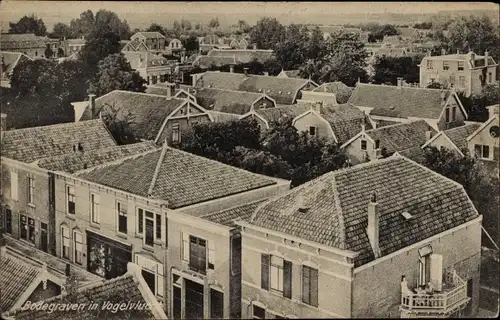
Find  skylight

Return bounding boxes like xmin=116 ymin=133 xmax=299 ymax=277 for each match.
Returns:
xmin=401 ymin=211 xmax=413 ymax=220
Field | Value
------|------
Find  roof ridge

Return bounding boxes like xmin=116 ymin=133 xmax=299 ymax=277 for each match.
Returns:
xmin=109 ymin=89 xmax=186 ymax=101
xmin=358 ymin=82 xmax=452 ymax=93
xmin=193 ymin=86 xmax=266 ymax=97
xmin=3 ymin=118 xmax=105 ymax=133
xmin=147 ymin=143 xmax=169 ymax=197
xmin=365 ymin=119 xmax=428 ymax=133
xmin=74 ymin=146 xmax=161 ymax=175
xmin=201 ymin=198 xmax=268 ymax=219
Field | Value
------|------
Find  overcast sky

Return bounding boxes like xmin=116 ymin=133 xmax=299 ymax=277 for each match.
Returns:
xmin=0 ymin=1 xmax=498 ymax=31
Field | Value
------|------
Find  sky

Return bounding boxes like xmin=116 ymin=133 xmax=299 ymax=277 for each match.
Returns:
xmin=0 ymin=1 xmax=498 ymax=31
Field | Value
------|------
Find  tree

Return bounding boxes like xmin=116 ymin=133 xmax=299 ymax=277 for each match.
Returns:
xmin=101 ymin=102 xmax=138 ymax=145
xmin=181 ymin=34 xmax=200 ymax=54
xmin=89 ymin=53 xmax=146 ymax=97
xmin=94 ymin=10 xmax=131 ymax=40
xmin=365 ymin=24 xmax=400 ymax=42
xmin=414 ymin=21 xmax=433 ymax=29
xmin=273 ymin=24 xmax=310 ymax=70
xmin=180 ymin=19 xmax=192 ymax=31
xmin=307 ymin=26 xmax=327 ymax=61
xmin=236 ymin=20 xmax=251 ymax=34
xmin=9 ymin=14 xmax=47 ymax=36
xmin=373 ymin=55 xmax=423 ymax=85
xmin=300 ymin=32 xmax=368 ymax=86
xmin=249 ymin=17 xmax=286 ymax=50
xmin=194 ymin=22 xmax=201 ymax=30
xmin=457 ymin=84 xmax=500 ymax=122
xmin=422 ymin=146 xmax=500 ymax=248
xmin=208 ymin=17 xmax=220 ymax=30
xmin=44 ymin=45 xmax=54 ymax=59
xmin=446 ymin=15 xmax=500 ymax=62
xmin=51 ymin=22 xmax=73 ymax=39
xmin=146 ymin=23 xmax=165 ymax=35
xmin=80 ymin=26 xmax=121 ymax=72
xmin=69 ymin=10 xmax=95 ymax=39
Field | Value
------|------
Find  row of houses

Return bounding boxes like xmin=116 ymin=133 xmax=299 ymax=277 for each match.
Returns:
xmin=0 ymin=33 xmax=87 ymax=59
xmin=0 ymin=115 xmax=483 ymax=319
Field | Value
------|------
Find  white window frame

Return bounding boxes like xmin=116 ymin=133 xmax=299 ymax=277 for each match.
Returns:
xmin=457 ymin=61 xmax=464 ymax=71
xmin=360 ymin=139 xmax=367 ymax=151
xmin=90 ymin=193 xmax=99 ymax=224
xmin=442 ymin=61 xmax=449 ymax=71
xmin=474 ymin=144 xmax=492 ymax=160
xmin=67 ymin=185 xmax=75 ymax=215
xmin=182 ymin=232 xmax=189 ymax=261
xmin=117 ymin=201 xmax=127 ymax=234
xmin=27 ymin=176 xmax=35 ymax=205
xmin=135 ymin=254 xmax=164 ymax=297
xmin=10 ymin=170 xmax=18 ymax=201
xmin=144 ymin=210 xmax=155 ymax=247
xmin=426 ymin=60 xmax=433 ymax=69
xmin=172 ymin=123 xmax=181 ymax=144
xmin=308 ymin=126 xmax=317 ymax=136
xmin=137 ymin=208 xmax=144 ymax=235
xmin=270 ymin=256 xmax=284 ymax=293
xmin=73 ymin=230 xmax=83 ymax=265
xmin=61 ymin=226 xmax=71 ymax=259
xmin=458 ymin=76 xmax=466 ymax=89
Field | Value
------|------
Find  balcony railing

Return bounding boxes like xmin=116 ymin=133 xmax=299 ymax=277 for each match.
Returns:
xmin=400 ymin=270 xmax=470 ymax=317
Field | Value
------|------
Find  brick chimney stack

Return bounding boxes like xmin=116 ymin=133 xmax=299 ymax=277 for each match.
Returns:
xmin=88 ymin=94 xmax=96 ymax=119
xmin=397 ymin=77 xmax=403 ymax=87
xmin=367 ymin=193 xmax=380 ymax=258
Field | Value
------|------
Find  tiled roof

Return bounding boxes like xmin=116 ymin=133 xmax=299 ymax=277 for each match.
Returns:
xmin=77 ymin=146 xmax=278 ymax=209
xmin=280 ymin=70 xmax=301 ymax=78
xmin=249 ymin=155 xmax=478 ymax=267
xmin=94 ymin=90 xmax=185 ymax=141
xmin=201 ymin=199 xmax=268 ymax=227
xmin=66 ymin=38 xmax=86 ymax=45
xmin=256 ymin=104 xmax=311 ymax=123
xmin=37 ymin=141 xmax=158 ymax=173
xmin=0 ymin=255 xmax=41 ymax=313
xmin=204 ymin=48 xmax=274 ymax=63
xmin=348 ymin=83 xmax=454 ymax=119
xmin=0 ymin=33 xmax=48 ymax=49
xmin=132 ymin=31 xmax=166 ymax=40
xmin=397 ymin=27 xmax=418 ymax=38
xmin=1 ymin=119 xmax=117 ymax=163
xmin=193 ymin=56 xmax=237 ymax=68
xmin=8 ymin=274 xmax=156 ymax=320
xmin=311 ymin=82 xmax=354 ymax=104
xmin=1 ymin=51 xmax=32 ymax=79
xmin=122 ymin=51 xmax=170 ymax=69
xmin=366 ymin=120 xmax=436 ymax=155
xmin=397 ymin=146 xmax=426 ymax=164
xmin=207 ymin=110 xmax=242 ymax=123
xmin=443 ymin=123 xmax=482 ymax=151
xmin=188 ymin=87 xmax=272 ymax=115
xmin=197 ymin=71 xmax=316 ymax=105
xmin=321 ymin=104 xmax=373 ymax=144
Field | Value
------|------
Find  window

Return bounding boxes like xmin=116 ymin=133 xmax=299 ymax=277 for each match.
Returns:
xmin=74 ymin=231 xmax=83 ymax=265
xmin=457 ymin=61 xmax=464 ymax=71
xmin=361 ymin=139 xmax=367 ymax=151
xmin=488 ymin=72 xmax=492 ymax=84
xmin=458 ymin=76 xmax=465 ymax=89
xmin=117 ymin=202 xmax=127 ymax=234
xmin=20 ymin=214 xmax=35 ymax=244
xmin=67 ymin=186 xmax=75 ymax=215
xmin=374 ymin=139 xmax=380 ymax=149
xmin=302 ymin=265 xmax=318 ymax=307
xmin=10 ymin=171 xmax=18 ymax=201
xmin=182 ymin=232 xmax=189 ymax=261
xmin=474 ymin=144 xmax=491 ymax=159
xmin=445 ymin=108 xmax=450 ymax=122
xmin=308 ymin=126 xmax=316 ymax=136
xmin=210 ymin=289 xmax=224 ymax=319
xmin=90 ymin=194 xmax=99 ymax=224
xmin=61 ymin=226 xmax=70 ymax=259
xmin=4 ymin=209 xmax=12 ymax=234
xmin=155 ymin=214 xmax=162 ymax=240
xmin=172 ymin=123 xmax=181 ymax=144
xmin=452 ymin=106 xmax=457 ymax=121
xmin=145 ymin=211 xmax=154 ymax=247
xmin=137 ymin=208 xmax=144 ymax=234
xmin=253 ymin=305 xmax=266 ymax=319
xmin=426 ymin=60 xmax=433 ymax=69
xmin=27 ymin=176 xmax=35 ymax=204
xmin=261 ymin=254 xmax=292 ymax=298
xmin=135 ymin=254 xmax=164 ymax=297
xmin=449 ymin=75 xmax=455 ymax=87
xmin=189 ymin=236 xmax=207 ymax=274
xmin=442 ymin=61 xmax=449 ymax=71
xmin=152 ymin=75 xmax=158 ymax=84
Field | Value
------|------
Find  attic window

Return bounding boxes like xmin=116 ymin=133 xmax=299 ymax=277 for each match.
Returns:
xmin=401 ymin=211 xmax=413 ymax=220
xmin=258 ymin=88 xmax=263 ymax=92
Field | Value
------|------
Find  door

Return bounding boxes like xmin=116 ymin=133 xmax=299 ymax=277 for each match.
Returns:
xmin=465 ymin=278 xmax=473 ymax=315
xmin=173 ymin=285 xmax=182 ymax=319
xmin=40 ymin=223 xmax=48 ymax=252
xmin=210 ymin=289 xmax=224 ymax=319
xmin=185 ymin=279 xmax=204 ymax=319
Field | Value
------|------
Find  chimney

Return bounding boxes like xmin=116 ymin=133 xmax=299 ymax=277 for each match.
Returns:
xmin=175 ymin=79 xmax=180 ymax=89
xmin=367 ymin=193 xmax=380 ymax=258
xmin=0 ymin=113 xmax=6 ymax=131
xmin=263 ymin=71 xmax=269 ymax=76
xmin=229 ymin=64 xmax=235 ymax=73
xmin=252 ymin=43 xmax=257 ymax=50
xmin=166 ymin=83 xmax=173 ymax=99
xmin=191 ymin=74 xmax=197 ymax=87
xmin=425 ymin=130 xmax=433 ymax=141
xmin=457 ymin=49 xmax=460 ymax=54
xmin=397 ymin=77 xmax=403 ymax=87
xmin=361 ymin=114 xmax=367 ymax=132
xmin=88 ymin=94 xmax=96 ymax=118
xmin=485 ymin=50 xmax=489 ymax=66
xmin=243 ymin=67 xmax=249 ymax=76
xmin=426 ymin=49 xmax=431 ymax=57
xmin=441 ymin=48 xmax=446 ymax=56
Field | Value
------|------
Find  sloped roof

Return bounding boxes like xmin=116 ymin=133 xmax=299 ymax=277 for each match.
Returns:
xmin=193 ymin=49 xmax=274 ymax=68
xmin=397 ymin=27 xmax=418 ymax=38
xmin=122 ymin=51 xmax=170 ymax=69
xmin=201 ymin=199 xmax=268 ymax=227
xmin=348 ymin=83 xmax=455 ymax=119
xmin=188 ymin=87 xmax=272 ymax=115
xmin=311 ymin=82 xmax=354 ymax=104
xmin=321 ymin=104 xmax=373 ymax=144
xmin=280 ymin=70 xmax=301 ymax=78
xmin=256 ymin=104 xmax=311 ymax=123
xmin=375 ymin=47 xmax=408 ymax=57
xmin=1 ymin=119 xmax=117 ymax=163
xmin=0 ymin=33 xmax=48 ymax=49
xmin=197 ymin=71 xmax=317 ymax=105
xmin=207 ymin=110 xmax=242 ymax=123
xmin=249 ymin=155 xmax=478 ymax=267
xmin=1 ymin=51 xmax=32 ymax=79
xmin=94 ymin=90 xmax=185 ymax=141
xmin=6 ymin=265 xmax=164 ymax=320
xmin=37 ymin=141 xmax=158 ymax=173
xmin=77 ymin=146 xmax=278 ymax=209
xmin=0 ymin=254 xmax=41 ymax=313
xmin=131 ymin=31 xmax=167 ymax=40
xmin=66 ymin=38 xmax=86 ymax=45
xmin=443 ymin=123 xmax=482 ymax=151
xmin=397 ymin=146 xmax=426 ymax=164
xmin=366 ymin=120 xmax=436 ymax=155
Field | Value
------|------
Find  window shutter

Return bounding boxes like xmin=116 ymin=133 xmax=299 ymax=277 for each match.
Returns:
xmin=310 ymin=267 xmax=319 ymax=307
xmin=261 ymin=254 xmax=270 ymax=290
xmin=283 ymin=260 xmax=292 ymax=299
xmin=430 ymin=253 xmax=443 ymax=291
